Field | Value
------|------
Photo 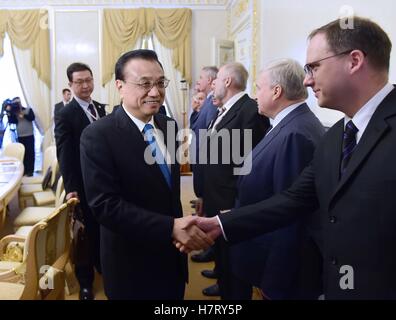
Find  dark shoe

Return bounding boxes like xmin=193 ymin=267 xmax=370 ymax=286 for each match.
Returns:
xmin=191 ymin=248 xmax=214 ymax=263
xmin=202 ymin=284 xmax=220 ymax=296
xmin=79 ymin=287 xmax=94 ymax=300
xmin=201 ymin=269 xmax=218 ymax=279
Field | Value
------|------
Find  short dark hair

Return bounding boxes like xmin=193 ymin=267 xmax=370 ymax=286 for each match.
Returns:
xmin=309 ymin=16 xmax=392 ymax=72
xmin=67 ymin=62 xmax=93 ymax=82
xmin=115 ymin=49 xmax=163 ymax=81
xmin=62 ymin=88 xmax=71 ymax=94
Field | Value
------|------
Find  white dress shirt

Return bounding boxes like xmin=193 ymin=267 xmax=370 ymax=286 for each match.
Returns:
xmin=344 ymin=83 xmax=394 ymax=144
xmin=266 ymin=102 xmax=304 ymax=134
xmin=122 ymin=105 xmax=171 ymax=171
xmin=74 ymin=96 xmax=98 ymax=123
xmin=212 ymin=91 xmax=245 ymax=130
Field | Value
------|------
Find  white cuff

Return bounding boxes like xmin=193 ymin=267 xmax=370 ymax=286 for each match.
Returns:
xmin=216 ymin=215 xmax=228 ymax=241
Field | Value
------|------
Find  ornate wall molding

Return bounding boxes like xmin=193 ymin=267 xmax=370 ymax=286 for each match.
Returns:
xmin=227 ymin=0 xmax=256 ymax=94
xmin=0 ymin=0 xmax=229 ymax=9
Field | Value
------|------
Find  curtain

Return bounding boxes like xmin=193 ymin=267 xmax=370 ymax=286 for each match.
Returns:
xmin=102 ymin=8 xmax=192 ymax=86
xmin=0 ymin=10 xmax=50 ymax=88
xmin=0 ymin=9 xmax=51 ymax=149
xmin=12 ymin=46 xmax=52 ymax=150
xmin=104 ymin=38 xmax=143 ymax=112
xmin=152 ymin=34 xmax=185 ymax=129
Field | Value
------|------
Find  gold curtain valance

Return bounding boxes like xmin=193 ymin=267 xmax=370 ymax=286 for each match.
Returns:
xmin=102 ymin=8 xmax=191 ymax=86
xmin=0 ymin=10 xmax=50 ymax=89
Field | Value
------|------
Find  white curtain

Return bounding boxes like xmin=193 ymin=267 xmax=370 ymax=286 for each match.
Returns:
xmin=152 ymin=34 xmax=186 ymax=130
xmin=11 ymin=45 xmax=52 ymax=150
xmin=103 ymin=38 xmax=143 ymax=112
xmin=103 ymin=35 xmax=187 ymax=131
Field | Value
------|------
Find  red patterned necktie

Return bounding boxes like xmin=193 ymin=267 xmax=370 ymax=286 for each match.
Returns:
xmin=87 ymin=104 xmax=97 ymax=120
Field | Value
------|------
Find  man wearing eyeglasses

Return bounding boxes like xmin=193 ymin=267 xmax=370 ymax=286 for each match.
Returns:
xmin=181 ymin=17 xmax=396 ymax=300
xmin=80 ymin=49 xmax=213 ymax=300
xmin=55 ymin=62 xmax=106 ymax=300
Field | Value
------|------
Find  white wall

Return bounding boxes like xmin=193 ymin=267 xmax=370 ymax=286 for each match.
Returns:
xmin=259 ymin=0 xmax=396 ymax=127
xmin=54 ymin=10 xmax=101 ymax=103
xmin=191 ymin=9 xmax=228 ymax=84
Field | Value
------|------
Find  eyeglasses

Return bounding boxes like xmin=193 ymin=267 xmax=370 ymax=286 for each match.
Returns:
xmin=123 ymin=78 xmax=170 ymax=91
xmin=72 ymin=78 xmax=94 ymax=86
xmin=304 ymin=49 xmax=354 ymax=77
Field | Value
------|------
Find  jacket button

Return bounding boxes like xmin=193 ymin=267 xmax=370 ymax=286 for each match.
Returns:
xmin=330 ymin=216 xmax=337 ymax=223
xmin=331 ymin=257 xmax=338 ymax=265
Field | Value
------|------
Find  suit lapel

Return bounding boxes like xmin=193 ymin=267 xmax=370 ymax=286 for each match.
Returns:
xmin=214 ymin=94 xmax=248 ymax=131
xmin=69 ymin=98 xmax=91 ymax=128
xmin=93 ymin=101 xmax=107 ymax=118
xmin=154 ymin=115 xmax=178 ymax=190
xmin=252 ymin=104 xmax=310 ymax=162
xmin=115 ymin=108 xmax=171 ymax=190
xmin=331 ymin=88 xmax=396 ymax=200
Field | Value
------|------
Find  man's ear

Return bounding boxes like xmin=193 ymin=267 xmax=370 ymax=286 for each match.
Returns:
xmin=225 ymin=77 xmax=232 ymax=88
xmin=115 ymin=79 xmax=123 ymax=91
xmin=272 ymin=84 xmax=282 ymax=100
xmin=349 ymin=50 xmax=365 ymax=74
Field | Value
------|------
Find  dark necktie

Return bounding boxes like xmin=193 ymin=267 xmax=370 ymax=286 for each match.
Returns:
xmin=87 ymin=104 xmax=97 ymax=120
xmin=340 ymin=120 xmax=359 ymax=176
xmin=142 ymin=123 xmax=172 ymax=188
xmin=208 ymin=107 xmax=226 ymax=130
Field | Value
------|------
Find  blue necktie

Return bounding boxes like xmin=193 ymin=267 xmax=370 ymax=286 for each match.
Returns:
xmin=340 ymin=120 xmax=358 ymax=176
xmin=142 ymin=123 xmax=172 ymax=188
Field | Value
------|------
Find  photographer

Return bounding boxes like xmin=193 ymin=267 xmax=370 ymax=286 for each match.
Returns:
xmin=6 ymin=97 xmax=36 ymax=176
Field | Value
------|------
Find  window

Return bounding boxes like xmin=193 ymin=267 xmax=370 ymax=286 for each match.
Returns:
xmin=0 ymin=34 xmax=42 ymax=171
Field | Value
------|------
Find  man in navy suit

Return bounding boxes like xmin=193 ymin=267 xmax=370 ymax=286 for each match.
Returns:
xmin=190 ymin=66 xmax=218 ymax=206
xmin=189 ymin=67 xmax=219 ymax=266
xmin=80 ymin=50 xmax=212 ymax=299
xmin=229 ymin=59 xmax=325 ymax=299
xmin=183 ymin=17 xmax=396 ymax=299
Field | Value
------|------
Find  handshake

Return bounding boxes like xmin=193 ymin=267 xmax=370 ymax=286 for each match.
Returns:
xmin=172 ymin=215 xmax=222 ymax=253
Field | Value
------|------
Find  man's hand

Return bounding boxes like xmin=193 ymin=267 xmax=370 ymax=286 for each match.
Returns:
xmin=174 ymin=216 xmax=222 ymax=253
xmin=66 ymin=191 xmax=79 ymax=201
xmin=172 ymin=216 xmax=214 ymax=253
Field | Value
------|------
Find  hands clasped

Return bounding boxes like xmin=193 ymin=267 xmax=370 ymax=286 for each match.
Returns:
xmin=172 ymin=215 xmax=222 ymax=253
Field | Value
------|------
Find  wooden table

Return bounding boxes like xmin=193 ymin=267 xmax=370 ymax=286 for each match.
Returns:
xmin=0 ymin=157 xmax=24 ymax=229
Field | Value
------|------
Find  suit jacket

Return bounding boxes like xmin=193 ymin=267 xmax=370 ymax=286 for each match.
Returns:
xmin=221 ymin=87 xmax=396 ymax=299
xmin=189 ymin=110 xmax=200 ymax=129
xmin=80 ymin=107 xmax=187 ymax=299
xmin=54 ymin=98 xmax=106 ymax=216
xmin=203 ymin=94 xmax=269 ymax=216
xmin=191 ymin=96 xmax=218 ymax=197
xmin=230 ymin=104 xmax=325 ymax=299
xmin=54 ymin=101 xmax=65 ymax=121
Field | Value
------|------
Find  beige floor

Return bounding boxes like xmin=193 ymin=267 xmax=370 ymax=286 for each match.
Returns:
xmin=3 ymin=175 xmax=219 ymax=300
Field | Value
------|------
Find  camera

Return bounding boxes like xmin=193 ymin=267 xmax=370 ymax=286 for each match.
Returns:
xmin=2 ymin=98 xmax=21 ymax=124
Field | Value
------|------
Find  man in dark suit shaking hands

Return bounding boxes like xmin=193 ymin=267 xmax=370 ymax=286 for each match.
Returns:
xmin=55 ymin=62 xmax=106 ymax=300
xmin=182 ymin=16 xmax=396 ymax=300
xmin=80 ymin=50 xmax=213 ymax=300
